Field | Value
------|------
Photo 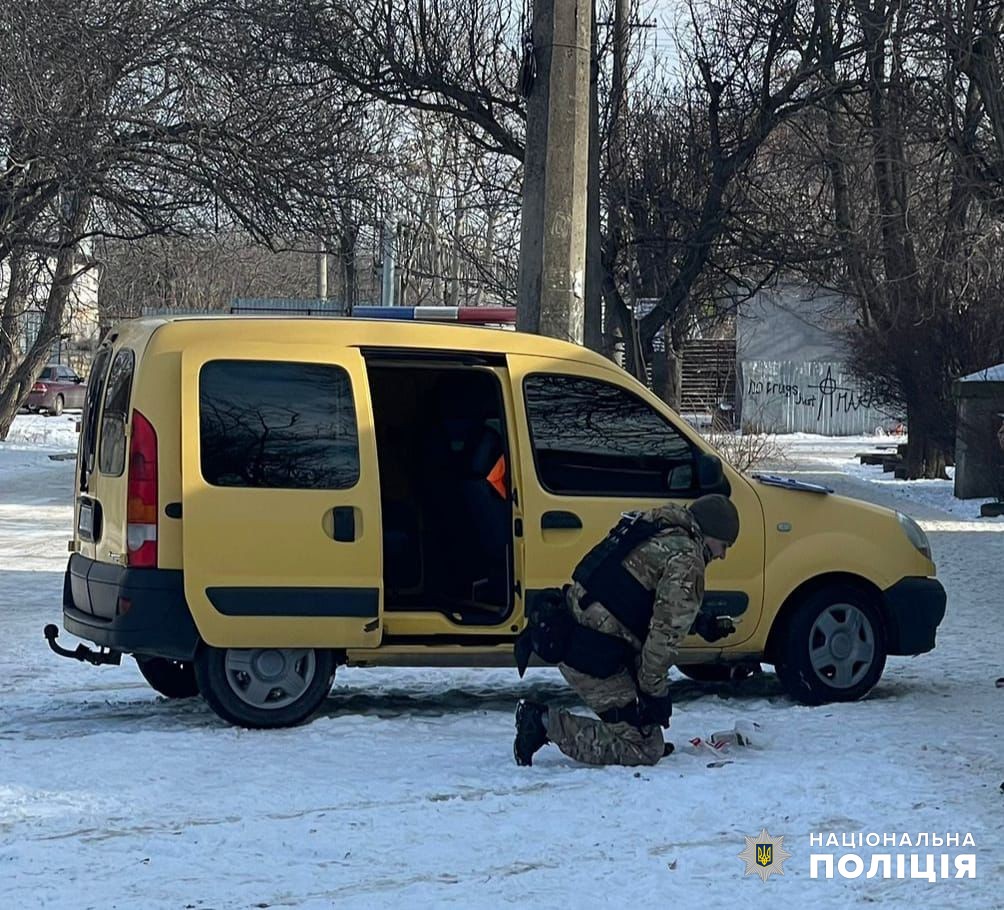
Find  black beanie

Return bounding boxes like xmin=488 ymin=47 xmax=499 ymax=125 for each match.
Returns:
xmin=689 ymin=494 xmax=740 ymax=545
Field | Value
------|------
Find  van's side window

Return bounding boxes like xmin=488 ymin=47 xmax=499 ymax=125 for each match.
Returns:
xmin=79 ymin=347 xmax=112 ymax=490
xmin=200 ymin=360 xmax=359 ymax=490
xmin=98 ymin=349 xmax=135 ymax=476
xmin=523 ymin=373 xmax=697 ymax=496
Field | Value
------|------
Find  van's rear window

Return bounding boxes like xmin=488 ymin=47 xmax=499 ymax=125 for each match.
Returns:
xmin=199 ymin=360 xmax=359 ymax=489
xmin=79 ymin=347 xmax=112 ymax=491
xmin=98 ymin=349 xmax=136 ymax=476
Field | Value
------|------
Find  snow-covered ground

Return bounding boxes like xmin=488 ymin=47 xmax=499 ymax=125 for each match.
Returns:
xmin=1 ymin=419 xmax=1001 ymax=908
xmin=773 ymin=433 xmax=1003 ymax=521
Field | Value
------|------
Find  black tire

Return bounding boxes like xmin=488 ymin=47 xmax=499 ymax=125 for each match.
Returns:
xmin=194 ymin=645 xmax=335 ymax=728
xmin=49 ymin=395 xmax=64 ymax=417
xmin=774 ymin=584 xmax=887 ymax=705
xmin=677 ymin=663 xmax=734 ymax=682
xmin=135 ymin=656 xmax=200 ymax=699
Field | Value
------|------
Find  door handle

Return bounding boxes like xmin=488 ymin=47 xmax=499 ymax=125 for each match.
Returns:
xmin=331 ymin=506 xmax=356 ymax=542
xmin=541 ymin=510 xmax=582 ymax=530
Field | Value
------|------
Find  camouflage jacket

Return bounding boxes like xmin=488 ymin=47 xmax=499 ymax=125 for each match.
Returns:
xmin=566 ymin=503 xmax=708 ymax=698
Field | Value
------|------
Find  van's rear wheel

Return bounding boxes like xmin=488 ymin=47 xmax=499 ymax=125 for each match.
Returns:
xmin=774 ymin=585 xmax=887 ymax=705
xmin=195 ymin=646 xmax=335 ymax=728
xmin=136 ymin=656 xmax=199 ymax=699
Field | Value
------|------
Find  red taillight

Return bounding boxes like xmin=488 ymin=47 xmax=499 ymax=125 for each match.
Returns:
xmin=33 ymin=382 xmax=47 ymax=393
xmin=127 ymin=409 xmax=158 ymax=568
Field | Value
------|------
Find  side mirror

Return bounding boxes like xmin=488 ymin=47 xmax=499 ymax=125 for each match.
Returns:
xmin=697 ymin=453 xmax=731 ymax=496
xmin=74 ymin=377 xmax=83 ymax=384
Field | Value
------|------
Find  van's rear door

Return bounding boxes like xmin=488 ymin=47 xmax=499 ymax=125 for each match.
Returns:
xmin=181 ymin=343 xmax=383 ymax=649
xmin=75 ymin=345 xmax=114 ymax=563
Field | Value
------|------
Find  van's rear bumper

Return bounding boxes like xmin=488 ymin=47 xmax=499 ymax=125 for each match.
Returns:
xmin=62 ymin=554 xmax=199 ymax=660
xmin=882 ymin=576 xmax=947 ymax=655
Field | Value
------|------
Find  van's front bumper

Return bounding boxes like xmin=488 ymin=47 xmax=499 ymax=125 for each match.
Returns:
xmin=882 ymin=577 xmax=947 ymax=655
xmin=62 ymin=554 xmax=199 ymax=660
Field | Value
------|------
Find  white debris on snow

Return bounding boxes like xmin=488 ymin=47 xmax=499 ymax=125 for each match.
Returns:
xmin=1 ymin=418 xmax=1001 ymax=908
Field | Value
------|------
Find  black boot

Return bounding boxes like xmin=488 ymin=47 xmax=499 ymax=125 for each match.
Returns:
xmin=514 ymin=700 xmax=549 ymax=766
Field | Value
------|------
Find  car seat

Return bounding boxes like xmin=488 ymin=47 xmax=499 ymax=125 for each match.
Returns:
xmin=462 ymin=423 xmax=511 ymax=607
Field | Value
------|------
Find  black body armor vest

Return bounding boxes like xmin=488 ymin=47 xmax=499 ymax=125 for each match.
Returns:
xmin=513 ymin=513 xmax=695 ymax=681
xmin=572 ymin=513 xmax=667 ymax=641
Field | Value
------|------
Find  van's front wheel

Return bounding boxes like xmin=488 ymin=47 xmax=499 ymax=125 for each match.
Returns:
xmin=774 ymin=585 xmax=887 ymax=705
xmin=195 ymin=646 xmax=335 ymax=728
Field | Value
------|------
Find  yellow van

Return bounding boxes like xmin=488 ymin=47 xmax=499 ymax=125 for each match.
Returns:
xmin=47 ymin=314 xmax=946 ymax=727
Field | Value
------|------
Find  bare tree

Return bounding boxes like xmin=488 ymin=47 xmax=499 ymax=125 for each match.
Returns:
xmin=948 ymin=0 xmax=1004 ymax=192
xmin=0 ymin=0 xmax=383 ymax=436
xmin=97 ymin=234 xmax=350 ymax=321
xmin=267 ymin=0 xmax=870 ymax=396
xmin=260 ymin=0 xmax=527 ymax=309
xmin=602 ymin=0 xmax=863 ymax=408
xmin=271 ymin=0 xmax=526 ymax=161
xmin=799 ymin=0 xmax=1004 ymax=477
xmin=382 ymin=111 xmax=520 ymax=307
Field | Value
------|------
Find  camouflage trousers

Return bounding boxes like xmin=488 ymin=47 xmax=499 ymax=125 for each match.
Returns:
xmin=546 ymin=663 xmax=666 ymax=767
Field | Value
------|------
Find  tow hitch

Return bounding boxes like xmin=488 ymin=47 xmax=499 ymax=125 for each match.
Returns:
xmin=44 ymin=624 xmax=122 ymax=666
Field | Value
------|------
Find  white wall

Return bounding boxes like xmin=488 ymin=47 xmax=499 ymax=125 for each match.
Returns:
xmin=737 ymin=283 xmax=856 ymax=363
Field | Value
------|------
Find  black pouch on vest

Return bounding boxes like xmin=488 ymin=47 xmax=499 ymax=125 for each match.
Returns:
xmin=514 ymin=587 xmax=632 ymax=679
xmin=514 ymin=588 xmax=574 ymax=677
xmin=529 ymin=588 xmax=576 ymax=663
xmin=563 ymin=625 xmax=634 ymax=678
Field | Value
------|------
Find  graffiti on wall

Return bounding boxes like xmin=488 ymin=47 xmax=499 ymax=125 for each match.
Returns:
xmin=746 ymin=366 xmax=876 ymax=421
xmin=741 ymin=361 xmax=892 ymax=436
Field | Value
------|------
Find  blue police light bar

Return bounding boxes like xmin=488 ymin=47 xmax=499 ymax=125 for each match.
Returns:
xmin=352 ymin=306 xmax=516 ymax=324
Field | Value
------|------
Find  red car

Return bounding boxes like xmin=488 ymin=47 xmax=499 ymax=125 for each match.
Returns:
xmin=26 ymin=364 xmax=86 ymax=416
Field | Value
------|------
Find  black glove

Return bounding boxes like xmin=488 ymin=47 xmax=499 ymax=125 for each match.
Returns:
xmin=691 ymin=613 xmax=736 ymax=643
xmin=637 ymin=690 xmax=673 ymax=728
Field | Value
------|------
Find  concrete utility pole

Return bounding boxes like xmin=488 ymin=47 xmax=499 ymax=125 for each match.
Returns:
xmin=584 ymin=0 xmax=604 ymax=353
xmin=517 ymin=0 xmax=591 ymax=344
